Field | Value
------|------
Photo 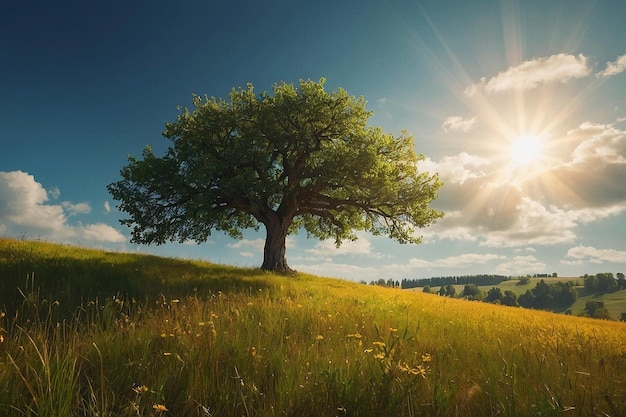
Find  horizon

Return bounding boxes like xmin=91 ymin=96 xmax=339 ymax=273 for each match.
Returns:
xmin=1 ymin=0 xmax=625 ymax=281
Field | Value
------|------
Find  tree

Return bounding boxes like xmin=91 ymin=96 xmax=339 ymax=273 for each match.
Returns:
xmin=444 ymin=285 xmax=456 ymax=297
xmin=596 ymin=273 xmax=617 ymax=292
xmin=108 ymin=79 xmax=443 ymax=272
xmin=584 ymin=301 xmax=612 ymax=320
xmin=584 ymin=275 xmax=599 ymax=292
xmin=502 ymin=290 xmax=518 ymax=307
xmin=485 ymin=287 xmax=503 ymax=304
xmin=463 ymin=284 xmax=483 ymax=300
xmin=518 ymin=290 xmax=536 ymax=308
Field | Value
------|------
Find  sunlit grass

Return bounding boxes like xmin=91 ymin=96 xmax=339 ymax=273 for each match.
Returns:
xmin=1 ymin=238 xmax=625 ymax=416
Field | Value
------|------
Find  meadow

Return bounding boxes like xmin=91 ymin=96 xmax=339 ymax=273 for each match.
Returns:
xmin=1 ymin=238 xmax=625 ymax=416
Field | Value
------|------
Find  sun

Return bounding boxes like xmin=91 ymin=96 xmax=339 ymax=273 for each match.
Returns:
xmin=510 ymin=135 xmax=543 ymax=166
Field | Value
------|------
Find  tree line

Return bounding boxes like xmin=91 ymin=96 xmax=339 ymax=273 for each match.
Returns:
xmin=583 ymin=272 xmax=625 ymax=293
xmin=401 ymin=274 xmax=510 ymax=289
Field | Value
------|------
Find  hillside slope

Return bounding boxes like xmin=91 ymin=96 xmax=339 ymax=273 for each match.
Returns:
xmin=1 ymin=238 xmax=625 ymax=416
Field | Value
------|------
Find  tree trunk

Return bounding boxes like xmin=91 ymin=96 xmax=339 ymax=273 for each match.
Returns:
xmin=260 ymin=217 xmax=294 ymax=273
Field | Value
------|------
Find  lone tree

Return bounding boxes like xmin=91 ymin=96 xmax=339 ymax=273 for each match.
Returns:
xmin=108 ymin=79 xmax=443 ymax=273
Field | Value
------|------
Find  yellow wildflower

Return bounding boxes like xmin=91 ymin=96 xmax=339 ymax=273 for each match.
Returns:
xmin=413 ymin=364 xmax=428 ymax=377
xmin=316 ymin=334 xmax=324 ymax=340
xmin=372 ymin=341 xmax=385 ymax=348
xmin=153 ymin=403 xmax=168 ymax=412
xmin=422 ymin=353 xmax=432 ymax=362
xmin=397 ymin=362 xmax=410 ymax=373
xmin=132 ymin=385 xmax=149 ymax=394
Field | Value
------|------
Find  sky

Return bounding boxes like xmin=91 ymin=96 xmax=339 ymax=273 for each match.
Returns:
xmin=1 ymin=0 xmax=625 ymax=282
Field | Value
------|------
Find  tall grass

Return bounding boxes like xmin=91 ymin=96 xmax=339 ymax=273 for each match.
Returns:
xmin=1 ymin=238 xmax=625 ymax=416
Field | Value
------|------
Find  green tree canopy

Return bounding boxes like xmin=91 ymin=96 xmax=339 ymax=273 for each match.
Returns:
xmin=108 ymin=79 xmax=443 ymax=272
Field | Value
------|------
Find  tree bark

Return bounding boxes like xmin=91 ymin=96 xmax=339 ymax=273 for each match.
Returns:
xmin=260 ymin=216 xmax=294 ymax=273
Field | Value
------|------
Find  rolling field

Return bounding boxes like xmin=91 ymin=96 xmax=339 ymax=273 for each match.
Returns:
xmin=1 ymin=238 xmax=625 ymax=416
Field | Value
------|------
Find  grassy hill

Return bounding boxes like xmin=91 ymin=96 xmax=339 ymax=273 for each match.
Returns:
xmin=1 ymin=238 xmax=625 ymax=416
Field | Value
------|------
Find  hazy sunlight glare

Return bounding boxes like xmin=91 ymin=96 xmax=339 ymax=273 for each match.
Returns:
xmin=510 ymin=135 xmax=543 ymax=166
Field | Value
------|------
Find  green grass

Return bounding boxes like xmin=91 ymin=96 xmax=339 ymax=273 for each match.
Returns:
xmin=571 ymin=289 xmax=626 ymax=319
xmin=1 ymin=238 xmax=626 ymax=416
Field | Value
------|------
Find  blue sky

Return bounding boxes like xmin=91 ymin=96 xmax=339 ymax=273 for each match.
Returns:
xmin=1 ymin=0 xmax=625 ymax=282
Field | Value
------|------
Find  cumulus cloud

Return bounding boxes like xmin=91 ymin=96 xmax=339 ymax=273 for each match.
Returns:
xmin=428 ymin=186 xmax=622 ymax=248
xmin=442 ymin=116 xmax=477 ymax=133
xmin=425 ymin=116 xmax=626 ymax=249
xmin=0 ymin=170 xmax=125 ymax=243
xmin=479 ymin=198 xmax=579 ymax=247
xmin=597 ymin=54 xmax=626 ymax=78
xmin=80 ymin=223 xmax=127 ymax=242
xmin=564 ymin=245 xmax=626 ymax=264
xmin=306 ymin=233 xmax=378 ymax=259
xmin=494 ymin=255 xmax=547 ymax=276
xmin=569 ymin=122 xmax=626 ymax=164
xmin=420 ymin=152 xmax=489 ymax=186
xmin=465 ymin=53 xmax=591 ymax=95
xmin=530 ymin=122 xmax=626 ymax=209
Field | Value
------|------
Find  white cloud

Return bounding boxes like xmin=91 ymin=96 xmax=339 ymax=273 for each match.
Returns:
xmin=48 ymin=187 xmax=61 ymax=200
xmin=62 ymin=201 xmax=91 ymax=216
xmin=569 ymin=122 xmax=626 ymax=164
xmin=494 ymin=255 xmax=547 ymax=276
xmin=80 ymin=223 xmax=127 ymax=243
xmin=435 ymin=252 xmax=505 ymax=267
xmin=295 ymin=261 xmax=382 ymax=281
xmin=104 ymin=201 xmax=111 ymax=213
xmin=420 ymin=153 xmax=489 ymax=185
xmin=532 ymin=122 xmax=626 ymax=209
xmin=0 ymin=170 xmax=125 ymax=243
xmin=442 ymin=116 xmax=477 ymax=133
xmin=597 ymin=54 xmax=626 ymax=78
xmin=306 ymin=233 xmax=377 ymax=258
xmin=466 ymin=53 xmax=591 ymax=95
xmin=228 ymin=238 xmax=265 ymax=252
xmin=565 ymin=245 xmax=626 ymax=264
